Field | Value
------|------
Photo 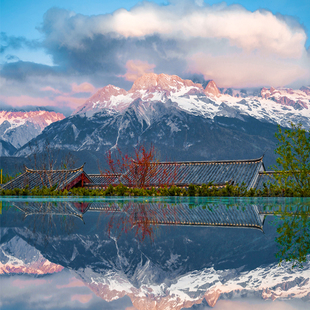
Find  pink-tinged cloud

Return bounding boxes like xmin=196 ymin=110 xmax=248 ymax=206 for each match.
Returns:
xmin=0 ymin=95 xmax=56 ymax=107
xmin=188 ymin=52 xmax=309 ymax=88
xmin=71 ymin=82 xmax=96 ymax=93
xmin=123 ymin=60 xmax=156 ymax=82
xmin=12 ymin=279 xmax=47 ymax=288
xmin=40 ymin=86 xmax=62 ymax=94
xmin=0 ymin=93 xmax=89 ymax=109
xmin=71 ymin=294 xmax=93 ymax=304
xmin=57 ymin=277 xmax=85 ymax=289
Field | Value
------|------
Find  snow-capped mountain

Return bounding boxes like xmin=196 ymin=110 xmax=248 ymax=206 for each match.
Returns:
xmin=0 ymin=110 xmax=65 ymax=150
xmin=83 ymin=260 xmax=310 ymax=309
xmin=74 ymin=73 xmax=310 ymax=129
xmin=14 ymin=74 xmax=310 ymax=170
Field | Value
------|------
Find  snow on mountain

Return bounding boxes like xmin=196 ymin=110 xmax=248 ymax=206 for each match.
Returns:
xmin=73 ymin=73 xmax=205 ymax=116
xmin=261 ymin=86 xmax=309 ymax=110
xmin=74 ymin=73 xmax=310 ymax=129
xmin=0 ymin=110 xmax=65 ymax=149
xmin=77 ymin=258 xmax=310 ymax=310
xmin=0 ymin=235 xmax=63 ymax=275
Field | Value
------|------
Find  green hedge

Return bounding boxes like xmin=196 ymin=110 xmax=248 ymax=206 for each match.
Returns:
xmin=1 ymin=182 xmax=309 ymax=197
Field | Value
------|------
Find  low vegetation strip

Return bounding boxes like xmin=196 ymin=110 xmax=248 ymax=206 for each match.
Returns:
xmin=1 ymin=183 xmax=309 ymax=197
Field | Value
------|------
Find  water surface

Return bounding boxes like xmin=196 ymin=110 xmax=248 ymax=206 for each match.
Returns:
xmin=0 ymin=197 xmax=309 ymax=309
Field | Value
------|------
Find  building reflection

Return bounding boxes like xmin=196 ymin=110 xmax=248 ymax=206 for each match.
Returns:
xmin=8 ymin=199 xmax=309 ymax=240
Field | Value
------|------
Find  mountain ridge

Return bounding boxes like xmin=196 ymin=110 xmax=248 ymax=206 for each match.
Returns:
xmin=0 ymin=110 xmax=65 ymax=152
xmin=74 ymin=73 xmax=310 ymax=130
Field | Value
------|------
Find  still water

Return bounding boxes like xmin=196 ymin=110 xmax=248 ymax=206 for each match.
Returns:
xmin=0 ymin=197 xmax=309 ymax=310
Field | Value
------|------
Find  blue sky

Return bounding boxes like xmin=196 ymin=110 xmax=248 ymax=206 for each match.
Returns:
xmin=0 ymin=0 xmax=309 ymax=113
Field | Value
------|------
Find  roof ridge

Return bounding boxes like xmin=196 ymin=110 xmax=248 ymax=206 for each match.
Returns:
xmin=133 ymin=156 xmax=264 ymax=165
xmin=88 ymin=173 xmax=122 ymax=176
xmin=259 ymin=170 xmax=286 ymax=174
xmin=25 ymin=163 xmax=85 ymax=173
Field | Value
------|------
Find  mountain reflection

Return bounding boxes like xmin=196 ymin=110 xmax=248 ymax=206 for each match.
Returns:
xmin=1 ymin=197 xmax=309 ymax=309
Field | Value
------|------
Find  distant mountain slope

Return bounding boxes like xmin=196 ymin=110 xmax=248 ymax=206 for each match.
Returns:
xmin=16 ymin=100 xmax=280 ymax=170
xmin=0 ymin=110 xmax=65 ymax=148
xmin=0 ymin=140 xmax=16 ymax=156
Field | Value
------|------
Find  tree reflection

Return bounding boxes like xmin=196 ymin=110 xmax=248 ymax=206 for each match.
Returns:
xmin=98 ymin=202 xmax=175 ymax=242
xmin=273 ymin=204 xmax=310 ymax=268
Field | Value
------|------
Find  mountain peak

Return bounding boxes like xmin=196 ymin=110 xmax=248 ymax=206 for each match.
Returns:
xmin=204 ymin=80 xmax=220 ymax=97
xmin=129 ymin=73 xmax=201 ymax=93
xmin=88 ymin=84 xmax=127 ymax=103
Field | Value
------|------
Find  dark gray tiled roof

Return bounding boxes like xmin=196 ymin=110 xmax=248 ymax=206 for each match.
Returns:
xmin=1 ymin=165 xmax=92 ymax=190
xmin=254 ymin=171 xmax=302 ymax=190
xmin=254 ymin=171 xmax=277 ymax=190
xmin=88 ymin=174 xmax=121 ymax=185
xmin=121 ymin=157 xmax=264 ymax=188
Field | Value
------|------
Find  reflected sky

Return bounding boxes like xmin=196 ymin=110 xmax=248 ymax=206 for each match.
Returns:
xmin=0 ymin=271 xmax=134 ymax=310
xmin=0 ymin=197 xmax=309 ymax=309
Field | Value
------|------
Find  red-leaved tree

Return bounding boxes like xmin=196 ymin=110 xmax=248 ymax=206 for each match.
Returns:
xmin=104 ymin=145 xmax=180 ymax=188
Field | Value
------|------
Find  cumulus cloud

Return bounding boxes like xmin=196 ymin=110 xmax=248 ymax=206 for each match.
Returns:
xmin=123 ymin=60 xmax=156 ymax=81
xmin=39 ymin=2 xmax=306 ymax=58
xmin=35 ymin=1 xmax=309 ymax=88
xmin=0 ymin=0 xmax=309 ymax=111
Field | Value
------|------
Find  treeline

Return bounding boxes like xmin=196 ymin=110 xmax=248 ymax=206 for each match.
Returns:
xmin=1 ymin=183 xmax=309 ymax=197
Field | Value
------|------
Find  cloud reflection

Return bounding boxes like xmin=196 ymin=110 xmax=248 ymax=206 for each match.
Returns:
xmin=0 ymin=271 xmax=134 ymax=310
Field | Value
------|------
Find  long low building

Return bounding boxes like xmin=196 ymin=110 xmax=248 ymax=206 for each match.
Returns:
xmin=86 ymin=157 xmax=266 ymax=190
xmin=1 ymin=165 xmax=92 ymax=191
xmin=1 ymin=156 xmax=279 ymax=190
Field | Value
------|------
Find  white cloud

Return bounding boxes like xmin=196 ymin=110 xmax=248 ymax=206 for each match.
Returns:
xmin=43 ymin=2 xmax=307 ymax=59
xmin=38 ymin=1 xmax=309 ymax=88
